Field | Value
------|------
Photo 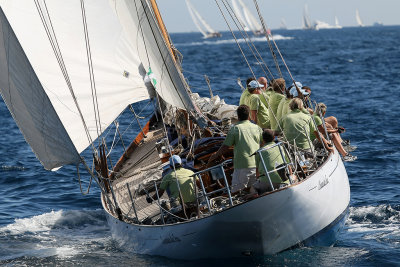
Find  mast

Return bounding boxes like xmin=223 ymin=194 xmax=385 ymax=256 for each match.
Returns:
xmin=148 ymin=0 xmax=177 ymax=61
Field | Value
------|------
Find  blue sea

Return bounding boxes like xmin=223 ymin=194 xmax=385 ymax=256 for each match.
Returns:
xmin=1 ymin=26 xmax=400 ymax=266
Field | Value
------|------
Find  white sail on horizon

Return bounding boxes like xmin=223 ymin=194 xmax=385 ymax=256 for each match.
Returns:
xmin=356 ymin=9 xmax=364 ymax=27
xmin=237 ymin=0 xmax=263 ymax=35
xmin=231 ymin=0 xmax=250 ymax=32
xmin=185 ymin=0 xmax=219 ymax=38
xmin=302 ymin=4 xmax=312 ymax=30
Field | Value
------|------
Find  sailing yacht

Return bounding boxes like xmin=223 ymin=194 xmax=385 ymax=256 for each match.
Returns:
xmin=280 ymin=18 xmax=287 ymax=30
xmin=314 ymin=17 xmax=342 ymax=30
xmin=237 ymin=0 xmax=264 ymax=35
xmin=185 ymin=0 xmax=221 ymax=38
xmin=0 ymin=0 xmax=350 ymax=259
xmin=356 ymin=9 xmax=364 ymax=27
xmin=302 ymin=4 xmax=313 ymax=30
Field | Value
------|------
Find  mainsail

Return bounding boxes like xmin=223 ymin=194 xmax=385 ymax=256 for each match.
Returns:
xmin=185 ymin=0 xmax=219 ymax=38
xmin=0 ymin=0 xmax=202 ymax=170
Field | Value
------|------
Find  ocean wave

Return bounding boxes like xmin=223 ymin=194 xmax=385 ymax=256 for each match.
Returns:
xmin=0 ymin=210 xmax=111 ymax=261
xmin=1 ymin=165 xmax=26 ymax=171
xmin=175 ymin=34 xmax=293 ymax=47
xmin=0 ymin=209 xmax=107 ymax=235
xmin=345 ymin=204 xmax=400 ymax=248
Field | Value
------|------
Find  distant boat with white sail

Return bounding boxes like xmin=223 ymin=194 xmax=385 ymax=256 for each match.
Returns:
xmin=302 ymin=4 xmax=313 ymax=30
xmin=356 ymin=9 xmax=364 ymax=27
xmin=186 ymin=0 xmax=221 ymax=38
xmin=314 ymin=17 xmax=342 ymax=30
xmin=280 ymin=18 xmax=287 ymax=30
xmin=231 ymin=0 xmax=265 ymax=35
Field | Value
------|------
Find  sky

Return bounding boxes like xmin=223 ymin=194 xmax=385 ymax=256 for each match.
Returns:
xmin=157 ymin=0 xmax=400 ymax=32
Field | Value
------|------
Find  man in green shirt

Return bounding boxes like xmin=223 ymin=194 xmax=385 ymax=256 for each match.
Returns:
xmin=239 ymin=77 xmax=256 ymax=107
xmin=252 ymin=129 xmax=295 ymax=193
xmin=210 ymin=105 xmax=263 ymax=193
xmin=147 ymin=155 xmax=196 ymax=207
xmin=269 ymin=78 xmax=286 ymax=131
xmin=282 ymin=98 xmax=331 ymax=152
xmin=248 ymin=80 xmax=271 ymax=129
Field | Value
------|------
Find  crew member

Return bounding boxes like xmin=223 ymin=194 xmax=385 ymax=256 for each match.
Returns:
xmin=248 ymin=80 xmax=271 ymax=129
xmin=282 ymin=98 xmax=332 ymax=153
xmin=209 ymin=105 xmax=262 ymax=193
xmin=147 ymin=155 xmax=197 ymax=207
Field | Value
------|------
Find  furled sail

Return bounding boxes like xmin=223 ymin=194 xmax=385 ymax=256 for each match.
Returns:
xmin=0 ymin=0 xmax=152 ymax=169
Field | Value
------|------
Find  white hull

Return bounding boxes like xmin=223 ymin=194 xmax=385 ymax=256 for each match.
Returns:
xmin=102 ymin=151 xmax=350 ymax=259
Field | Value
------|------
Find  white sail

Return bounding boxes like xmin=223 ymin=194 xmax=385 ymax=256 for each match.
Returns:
xmin=231 ymin=0 xmax=250 ymax=32
xmin=0 ymin=0 xmax=202 ymax=170
xmin=0 ymin=0 xmax=153 ymax=169
xmin=0 ymin=8 xmax=80 ymax=170
xmin=110 ymin=0 xmax=199 ymax=113
xmin=186 ymin=0 xmax=218 ymax=38
xmin=302 ymin=4 xmax=312 ymax=29
xmin=356 ymin=9 xmax=364 ymax=27
xmin=238 ymin=0 xmax=262 ymax=34
xmin=280 ymin=18 xmax=287 ymax=30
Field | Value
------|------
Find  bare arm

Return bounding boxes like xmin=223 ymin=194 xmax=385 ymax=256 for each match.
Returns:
xmin=208 ymin=144 xmax=231 ymax=163
xmin=251 ymin=110 xmax=258 ymax=124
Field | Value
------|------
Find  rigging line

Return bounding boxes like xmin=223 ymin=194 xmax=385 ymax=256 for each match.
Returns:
xmin=252 ymin=0 xmax=283 ymax=78
xmin=154 ymin=94 xmax=187 ymax=221
xmin=214 ymin=0 xmax=256 ymax=79
xmin=35 ymin=1 xmax=95 ymax=151
xmin=80 ymin=0 xmax=102 ymax=138
xmin=222 ymin=0 xmax=274 ymax=81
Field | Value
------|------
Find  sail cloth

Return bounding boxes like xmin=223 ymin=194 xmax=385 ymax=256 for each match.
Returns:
xmin=0 ymin=0 xmax=154 ymax=170
xmin=0 ymin=8 xmax=81 ymax=170
xmin=110 ymin=0 xmax=198 ymax=113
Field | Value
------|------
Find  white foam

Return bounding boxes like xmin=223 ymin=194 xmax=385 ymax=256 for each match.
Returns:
xmin=346 ymin=204 xmax=400 ymax=246
xmin=176 ymin=34 xmax=293 ymax=47
xmin=1 ymin=210 xmax=63 ymax=235
xmin=0 ymin=210 xmax=111 ymax=260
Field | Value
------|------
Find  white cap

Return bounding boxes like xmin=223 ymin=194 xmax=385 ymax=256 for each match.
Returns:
xmin=289 ymin=82 xmax=309 ymax=97
xmin=248 ymin=80 xmax=264 ymax=89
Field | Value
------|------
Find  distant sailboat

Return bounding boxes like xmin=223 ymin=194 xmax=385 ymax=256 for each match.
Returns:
xmin=335 ymin=16 xmax=343 ymax=29
xmin=231 ymin=0 xmax=250 ymax=32
xmin=237 ymin=0 xmax=264 ymax=35
xmin=186 ymin=0 xmax=221 ymax=38
xmin=280 ymin=18 xmax=287 ymax=30
xmin=302 ymin=4 xmax=313 ymax=30
xmin=356 ymin=9 xmax=364 ymax=27
xmin=314 ymin=16 xmax=342 ymax=30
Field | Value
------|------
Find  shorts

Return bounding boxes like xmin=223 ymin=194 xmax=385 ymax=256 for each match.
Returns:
xmin=231 ymin=168 xmax=257 ymax=193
